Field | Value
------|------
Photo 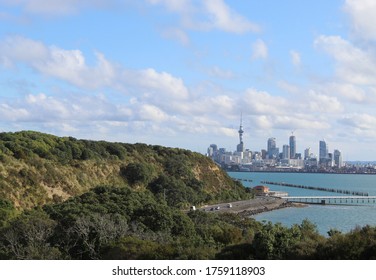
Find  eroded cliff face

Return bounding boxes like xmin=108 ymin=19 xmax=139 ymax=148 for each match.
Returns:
xmin=0 ymin=131 xmax=249 ymax=209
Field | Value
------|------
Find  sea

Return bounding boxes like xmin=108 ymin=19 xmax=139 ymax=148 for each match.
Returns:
xmin=228 ymin=171 xmax=376 ymax=236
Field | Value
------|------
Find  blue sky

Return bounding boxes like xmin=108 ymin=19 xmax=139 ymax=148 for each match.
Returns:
xmin=1 ymin=0 xmax=376 ymax=160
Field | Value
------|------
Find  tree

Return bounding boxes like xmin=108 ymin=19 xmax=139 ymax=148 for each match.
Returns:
xmin=0 ymin=199 xmax=18 ymax=228
xmin=120 ymin=163 xmax=153 ymax=185
xmin=101 ymin=236 xmax=160 ymax=260
xmin=57 ymin=213 xmax=128 ymax=260
xmin=0 ymin=210 xmax=61 ymax=259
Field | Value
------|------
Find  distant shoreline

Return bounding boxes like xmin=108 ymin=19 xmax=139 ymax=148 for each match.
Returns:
xmin=228 ymin=170 xmax=376 ymax=175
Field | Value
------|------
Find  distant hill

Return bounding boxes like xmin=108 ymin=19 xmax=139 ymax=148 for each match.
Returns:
xmin=0 ymin=131 xmax=250 ymax=209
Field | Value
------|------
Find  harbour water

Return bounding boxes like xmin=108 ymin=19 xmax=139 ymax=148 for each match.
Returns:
xmin=228 ymin=172 xmax=376 ymax=236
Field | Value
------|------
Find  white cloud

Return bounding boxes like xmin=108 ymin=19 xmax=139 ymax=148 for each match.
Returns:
xmin=344 ymin=0 xmax=376 ymax=41
xmin=0 ymin=36 xmax=49 ymax=67
xmin=242 ymin=88 xmax=287 ymax=115
xmin=290 ymin=50 xmax=301 ymax=67
xmin=0 ymin=36 xmax=191 ymax=102
xmin=209 ymin=95 xmax=235 ymax=112
xmin=147 ymin=0 xmax=191 ymax=13
xmin=251 ymin=39 xmax=268 ymax=60
xmin=307 ymin=90 xmax=343 ymax=114
xmin=138 ymin=104 xmax=169 ymax=122
xmin=0 ymin=0 xmax=110 ymax=16
xmin=253 ymin=115 xmax=273 ymax=129
xmin=215 ymin=126 xmax=237 ymax=137
xmin=324 ymin=83 xmax=368 ymax=103
xmin=273 ymin=115 xmax=330 ymax=130
xmin=0 ymin=36 xmax=117 ymax=89
xmin=148 ymin=0 xmax=260 ymax=34
xmin=339 ymin=113 xmax=376 ymax=130
xmin=0 ymin=92 xmax=133 ymax=123
xmin=134 ymin=68 xmax=190 ymax=100
xmin=203 ymin=0 xmax=260 ymax=33
xmin=314 ymin=35 xmax=376 ymax=85
xmin=0 ymin=104 xmax=29 ymax=121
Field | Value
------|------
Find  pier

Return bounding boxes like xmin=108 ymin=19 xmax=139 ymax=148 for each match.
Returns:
xmin=234 ymin=178 xmax=253 ymax=183
xmin=261 ymin=181 xmax=369 ymax=196
xmin=282 ymin=196 xmax=376 ymax=205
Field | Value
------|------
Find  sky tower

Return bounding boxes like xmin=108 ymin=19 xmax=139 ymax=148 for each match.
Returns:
xmin=237 ymin=113 xmax=244 ymax=152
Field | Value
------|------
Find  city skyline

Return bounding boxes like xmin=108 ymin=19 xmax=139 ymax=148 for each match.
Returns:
xmin=1 ymin=1 xmax=376 ymax=160
xmin=207 ymin=118 xmax=349 ymax=171
xmin=211 ymin=119 xmax=344 ymax=164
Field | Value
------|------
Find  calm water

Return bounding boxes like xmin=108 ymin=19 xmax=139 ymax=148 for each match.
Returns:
xmin=228 ymin=172 xmax=376 ymax=235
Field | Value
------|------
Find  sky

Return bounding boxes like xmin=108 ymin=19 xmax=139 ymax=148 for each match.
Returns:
xmin=1 ymin=0 xmax=376 ymax=160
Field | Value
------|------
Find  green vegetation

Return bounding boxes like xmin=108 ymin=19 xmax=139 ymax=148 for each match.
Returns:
xmin=1 ymin=130 xmax=376 ymax=260
xmin=0 ymin=130 xmax=249 ymax=209
xmin=1 ymin=185 xmax=376 ymax=259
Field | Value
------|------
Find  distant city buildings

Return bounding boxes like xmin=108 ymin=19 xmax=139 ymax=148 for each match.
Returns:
xmin=319 ymin=140 xmax=329 ymax=165
xmin=207 ymin=116 xmax=349 ymax=172
xmin=237 ymin=114 xmax=245 ymax=153
xmin=282 ymin=145 xmax=290 ymax=160
xmin=289 ymin=134 xmax=296 ymax=159
xmin=334 ymin=149 xmax=343 ymax=168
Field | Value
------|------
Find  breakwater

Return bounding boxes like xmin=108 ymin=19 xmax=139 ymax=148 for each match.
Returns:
xmin=234 ymin=178 xmax=253 ymax=183
xmin=260 ymin=181 xmax=369 ymax=196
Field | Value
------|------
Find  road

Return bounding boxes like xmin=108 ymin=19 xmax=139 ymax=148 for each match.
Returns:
xmin=197 ymin=196 xmax=288 ymax=215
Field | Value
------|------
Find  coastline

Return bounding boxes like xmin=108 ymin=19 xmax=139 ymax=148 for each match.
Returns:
xmin=228 ymin=170 xmax=376 ymax=175
xmin=199 ymin=197 xmax=304 ymax=216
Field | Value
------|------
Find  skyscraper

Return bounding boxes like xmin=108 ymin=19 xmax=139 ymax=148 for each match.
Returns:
xmin=283 ymin=145 xmax=290 ymax=159
xmin=267 ymin=137 xmax=278 ymax=159
xmin=304 ymin=147 xmax=311 ymax=160
xmin=319 ymin=140 xmax=328 ymax=164
xmin=236 ymin=113 xmax=244 ymax=152
xmin=289 ymin=133 xmax=296 ymax=159
xmin=334 ymin=149 xmax=343 ymax=168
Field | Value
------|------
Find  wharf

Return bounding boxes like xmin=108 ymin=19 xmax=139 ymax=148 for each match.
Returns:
xmin=283 ymin=196 xmax=376 ymax=205
xmin=261 ymin=180 xmax=369 ymax=196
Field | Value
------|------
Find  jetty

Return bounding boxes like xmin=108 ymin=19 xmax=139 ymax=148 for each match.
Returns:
xmin=261 ymin=181 xmax=369 ymax=196
xmin=234 ymin=178 xmax=253 ymax=183
xmin=283 ymin=196 xmax=376 ymax=205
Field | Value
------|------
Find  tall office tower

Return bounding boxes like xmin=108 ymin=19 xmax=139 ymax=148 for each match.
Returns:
xmin=304 ymin=147 xmax=311 ymax=160
xmin=210 ymin=144 xmax=218 ymax=153
xmin=267 ymin=137 xmax=278 ymax=159
xmin=207 ymin=144 xmax=218 ymax=157
xmin=334 ymin=149 xmax=343 ymax=168
xmin=319 ymin=140 xmax=328 ymax=163
xmin=267 ymin=137 xmax=276 ymax=153
xmin=289 ymin=133 xmax=296 ymax=159
xmin=282 ymin=145 xmax=290 ymax=159
xmin=237 ymin=113 xmax=245 ymax=152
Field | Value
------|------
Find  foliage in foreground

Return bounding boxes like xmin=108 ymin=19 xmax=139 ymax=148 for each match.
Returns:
xmin=1 ymin=186 xmax=376 ymax=260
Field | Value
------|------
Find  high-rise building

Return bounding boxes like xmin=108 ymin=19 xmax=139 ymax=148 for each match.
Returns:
xmin=267 ymin=137 xmax=276 ymax=152
xmin=236 ymin=113 xmax=244 ymax=153
xmin=207 ymin=144 xmax=218 ymax=157
xmin=282 ymin=145 xmax=290 ymax=159
xmin=289 ymin=134 xmax=296 ymax=159
xmin=304 ymin=147 xmax=311 ymax=160
xmin=319 ymin=140 xmax=328 ymax=162
xmin=267 ymin=137 xmax=279 ymax=159
xmin=334 ymin=149 xmax=343 ymax=168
